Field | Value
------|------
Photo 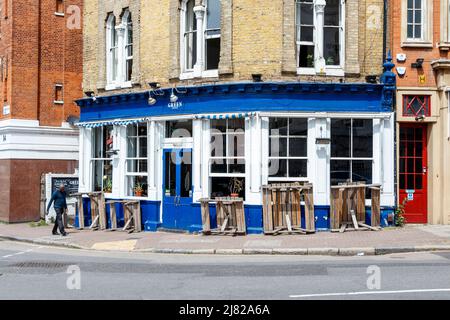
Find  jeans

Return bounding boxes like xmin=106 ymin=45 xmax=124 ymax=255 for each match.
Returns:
xmin=53 ymin=207 xmax=66 ymax=234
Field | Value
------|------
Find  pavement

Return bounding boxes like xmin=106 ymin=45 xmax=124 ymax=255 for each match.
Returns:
xmin=1 ymin=222 xmax=450 ymax=256
xmin=1 ymin=240 xmax=450 ymax=299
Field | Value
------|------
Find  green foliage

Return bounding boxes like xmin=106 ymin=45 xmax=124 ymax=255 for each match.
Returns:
xmin=395 ymin=198 xmax=408 ymax=227
xmin=29 ymin=219 xmax=48 ymax=228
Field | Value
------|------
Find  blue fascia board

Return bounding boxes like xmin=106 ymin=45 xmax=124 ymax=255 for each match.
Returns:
xmin=77 ymin=82 xmax=389 ymax=122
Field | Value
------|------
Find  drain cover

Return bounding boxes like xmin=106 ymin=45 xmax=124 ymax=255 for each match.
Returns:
xmin=10 ymin=261 xmax=72 ymax=269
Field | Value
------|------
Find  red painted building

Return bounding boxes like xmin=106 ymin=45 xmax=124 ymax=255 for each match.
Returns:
xmin=0 ymin=0 xmax=82 ymax=223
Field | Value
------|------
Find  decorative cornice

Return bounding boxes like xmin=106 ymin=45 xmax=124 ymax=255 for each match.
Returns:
xmin=431 ymin=59 xmax=450 ymax=70
xmin=75 ymin=81 xmax=385 ymax=108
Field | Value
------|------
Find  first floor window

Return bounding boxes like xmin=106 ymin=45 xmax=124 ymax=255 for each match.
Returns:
xmin=55 ymin=0 xmax=64 ymax=14
xmin=126 ymin=123 xmax=148 ymax=197
xmin=330 ymin=119 xmax=373 ymax=187
xmin=205 ymin=0 xmax=221 ymax=70
xmin=268 ymin=117 xmax=308 ymax=180
xmin=124 ymin=10 xmax=133 ymax=82
xmin=92 ymin=126 xmax=114 ymax=192
xmin=209 ymin=118 xmax=245 ymax=198
xmin=183 ymin=0 xmax=197 ymax=71
xmin=403 ymin=95 xmax=430 ymax=117
xmin=296 ymin=0 xmax=315 ymax=68
xmin=54 ymin=84 xmax=63 ymax=103
xmin=407 ymin=0 xmax=423 ymax=40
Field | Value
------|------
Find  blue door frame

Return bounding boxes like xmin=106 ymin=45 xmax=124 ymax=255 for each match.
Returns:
xmin=162 ymin=148 xmax=193 ymax=230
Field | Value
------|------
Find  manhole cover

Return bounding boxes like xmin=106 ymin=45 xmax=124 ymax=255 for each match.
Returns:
xmin=9 ymin=261 xmax=72 ymax=269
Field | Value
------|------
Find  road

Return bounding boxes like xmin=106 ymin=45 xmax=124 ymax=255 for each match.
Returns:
xmin=1 ymin=239 xmax=450 ymax=300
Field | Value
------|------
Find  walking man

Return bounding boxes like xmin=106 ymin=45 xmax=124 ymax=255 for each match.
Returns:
xmin=47 ymin=184 xmax=68 ymax=236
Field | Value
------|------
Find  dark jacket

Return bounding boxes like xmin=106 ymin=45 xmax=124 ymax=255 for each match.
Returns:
xmin=47 ymin=190 xmax=67 ymax=212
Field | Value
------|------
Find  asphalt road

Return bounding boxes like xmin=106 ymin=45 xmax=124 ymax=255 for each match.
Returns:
xmin=1 ymin=239 xmax=450 ymax=300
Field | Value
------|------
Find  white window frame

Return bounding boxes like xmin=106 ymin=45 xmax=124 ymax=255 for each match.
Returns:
xmin=330 ymin=118 xmax=374 ymax=186
xmin=123 ymin=10 xmax=133 ymax=85
xmin=180 ymin=0 xmax=220 ymax=80
xmin=54 ymin=83 xmax=64 ymax=105
xmin=401 ymin=0 xmax=432 ymax=47
xmin=125 ymin=123 xmax=148 ymax=198
xmin=106 ymin=10 xmax=133 ymax=90
xmin=295 ymin=0 xmax=345 ymax=77
xmin=406 ymin=0 xmax=424 ymax=41
xmin=91 ymin=126 xmax=114 ymax=193
xmin=268 ymin=117 xmax=309 ymax=182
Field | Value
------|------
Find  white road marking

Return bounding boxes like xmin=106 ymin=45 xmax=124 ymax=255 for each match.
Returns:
xmin=1 ymin=246 xmax=39 ymax=259
xmin=290 ymin=288 xmax=450 ymax=298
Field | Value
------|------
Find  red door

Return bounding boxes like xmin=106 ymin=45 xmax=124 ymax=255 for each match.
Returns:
xmin=399 ymin=124 xmax=427 ymax=223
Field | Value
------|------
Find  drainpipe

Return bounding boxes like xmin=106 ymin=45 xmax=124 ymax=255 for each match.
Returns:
xmin=383 ymin=0 xmax=388 ymax=62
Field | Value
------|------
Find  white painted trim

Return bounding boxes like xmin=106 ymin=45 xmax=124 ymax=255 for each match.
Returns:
xmin=0 ymin=119 xmax=78 ymax=160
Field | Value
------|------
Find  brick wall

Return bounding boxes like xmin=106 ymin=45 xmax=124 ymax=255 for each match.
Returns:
xmin=84 ymin=0 xmax=386 ymax=96
xmin=0 ymin=0 xmax=82 ymax=125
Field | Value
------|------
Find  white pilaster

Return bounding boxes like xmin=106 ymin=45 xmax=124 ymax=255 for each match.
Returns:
xmin=314 ymin=0 xmax=327 ymax=73
xmin=192 ymin=119 xmax=203 ymax=201
xmin=193 ymin=5 xmax=206 ymax=76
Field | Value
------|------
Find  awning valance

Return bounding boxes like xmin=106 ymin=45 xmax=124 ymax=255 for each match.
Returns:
xmin=76 ymin=118 xmax=148 ymax=128
xmin=194 ymin=112 xmax=257 ymax=120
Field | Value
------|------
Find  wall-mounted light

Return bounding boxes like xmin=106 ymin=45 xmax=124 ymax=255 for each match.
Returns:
xmin=148 ymin=82 xmax=160 ymax=89
xmin=415 ymin=114 xmax=425 ymax=121
xmin=411 ymin=58 xmax=424 ymax=69
xmin=147 ymin=87 xmax=165 ymax=106
xmin=170 ymin=88 xmax=178 ymax=103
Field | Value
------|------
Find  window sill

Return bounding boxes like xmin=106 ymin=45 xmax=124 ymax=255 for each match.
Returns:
xmin=105 ymin=81 xmax=132 ymax=91
xmin=55 ymin=12 xmax=65 ymax=17
xmin=401 ymin=41 xmax=433 ymax=48
xmin=438 ymin=42 xmax=450 ymax=51
xmin=180 ymin=70 xmax=219 ymax=80
xmin=54 ymin=101 xmax=64 ymax=105
xmin=297 ymin=67 xmax=345 ymax=77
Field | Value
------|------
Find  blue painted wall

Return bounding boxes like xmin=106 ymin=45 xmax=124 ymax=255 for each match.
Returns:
xmin=75 ymin=198 xmax=395 ymax=233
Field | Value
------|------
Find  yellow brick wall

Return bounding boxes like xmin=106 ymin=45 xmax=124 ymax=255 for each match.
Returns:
xmin=82 ymin=0 xmax=386 ymax=95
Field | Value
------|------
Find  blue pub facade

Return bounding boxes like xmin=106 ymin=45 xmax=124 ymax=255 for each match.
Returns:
xmin=75 ymin=59 xmax=396 ymax=233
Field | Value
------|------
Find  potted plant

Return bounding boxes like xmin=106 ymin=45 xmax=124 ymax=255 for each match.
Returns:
xmin=103 ymin=176 xmax=112 ymax=193
xmin=134 ymin=183 xmax=144 ymax=197
xmin=228 ymin=177 xmax=244 ymax=198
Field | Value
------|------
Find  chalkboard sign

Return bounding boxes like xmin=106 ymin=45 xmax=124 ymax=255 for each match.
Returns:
xmin=51 ymin=177 xmax=79 ymax=195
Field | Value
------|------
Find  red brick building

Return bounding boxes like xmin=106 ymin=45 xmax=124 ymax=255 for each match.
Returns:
xmin=0 ymin=0 xmax=82 ymax=222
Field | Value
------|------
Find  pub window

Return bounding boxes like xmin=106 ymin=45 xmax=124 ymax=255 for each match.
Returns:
xmin=92 ymin=126 xmax=114 ymax=193
xmin=126 ymin=123 xmax=148 ymax=197
xmin=330 ymin=119 xmax=373 ymax=186
xmin=268 ymin=118 xmax=308 ymax=180
xmin=165 ymin=119 xmax=193 ymax=138
xmin=210 ymin=119 xmax=245 ymax=199
xmin=403 ymin=95 xmax=430 ymax=117
xmin=205 ymin=0 xmax=221 ymax=70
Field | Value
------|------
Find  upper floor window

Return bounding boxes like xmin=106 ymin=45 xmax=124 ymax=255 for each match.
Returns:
xmin=181 ymin=0 xmax=221 ymax=78
xmin=403 ymin=95 xmax=431 ymax=117
xmin=55 ymin=0 xmax=64 ymax=15
xmin=407 ymin=0 xmax=423 ymax=40
xmin=106 ymin=10 xmax=133 ymax=90
xmin=296 ymin=0 xmax=344 ymax=74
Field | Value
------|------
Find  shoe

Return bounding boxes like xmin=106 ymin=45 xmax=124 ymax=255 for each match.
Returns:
xmin=61 ymin=232 xmax=68 ymax=236
xmin=52 ymin=232 xmax=59 ymax=235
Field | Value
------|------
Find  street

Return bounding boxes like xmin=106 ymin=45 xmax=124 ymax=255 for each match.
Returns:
xmin=1 ymin=239 xmax=450 ymax=300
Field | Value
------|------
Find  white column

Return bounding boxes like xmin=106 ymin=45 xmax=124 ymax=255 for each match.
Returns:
xmin=79 ymin=127 xmax=92 ymax=193
xmin=250 ymin=116 xmax=262 ymax=194
xmin=311 ymin=117 xmax=330 ymax=205
xmin=261 ymin=117 xmax=269 ymax=187
xmin=192 ymin=119 xmax=203 ymax=201
xmin=115 ymin=24 xmax=126 ymax=84
xmin=148 ymin=120 xmax=158 ymax=199
xmin=193 ymin=5 xmax=206 ymax=76
xmin=113 ymin=125 xmax=127 ymax=197
xmin=381 ymin=114 xmax=395 ymax=207
xmin=201 ymin=120 xmax=210 ymax=198
xmin=314 ymin=0 xmax=327 ymax=73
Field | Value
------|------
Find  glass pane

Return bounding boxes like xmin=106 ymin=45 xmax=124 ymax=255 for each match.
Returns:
xmin=298 ymin=45 xmax=315 ymax=68
xmin=407 ymin=0 xmax=413 ymax=9
xmin=289 ymin=138 xmax=307 ymax=157
xmin=206 ymin=37 xmax=220 ymax=70
xmin=227 ymin=118 xmax=245 ymax=131
xmin=127 ymin=159 xmax=137 ymax=173
xmin=407 ymin=24 xmax=414 ymax=38
xmin=289 ymin=159 xmax=307 ymax=178
xmin=407 ymin=174 xmax=414 ymax=189
xmin=324 ymin=27 xmax=340 ymax=65
xmin=269 ymin=118 xmax=288 ymax=136
xmin=228 ymin=160 xmax=245 ymax=174
xmin=210 ymin=134 xmax=226 ymax=157
xmin=400 ymin=158 xmax=406 ymax=174
xmin=139 ymin=137 xmax=147 ymax=157
xmin=210 ymin=159 xmax=227 ymax=173
xmin=210 ymin=177 xmax=245 ymax=199
xmin=300 ymin=3 xmax=314 ymax=25
xmin=324 ymin=0 xmax=340 ymax=26
xmin=138 ymin=159 xmax=147 ymax=173
xmin=414 ymin=9 xmax=421 ymax=23
xmin=127 ymin=175 xmax=148 ymax=197
xmin=407 ymin=158 xmax=414 ymax=173
xmin=352 ymin=160 xmax=372 ymax=184
xmin=185 ymin=31 xmax=197 ymax=69
xmin=269 ymin=159 xmax=287 ymax=178
xmin=180 ymin=151 xmax=192 ymax=197
xmin=415 ymin=174 xmax=422 ymax=189
xmin=415 ymin=0 xmax=422 ymax=9
xmin=415 ymin=142 xmax=422 ymax=157
xmin=414 ymin=25 xmax=421 ymax=38
xmin=127 ymin=137 xmax=137 ymax=158
xmin=269 ymin=137 xmax=287 ymax=157
xmin=353 ymin=119 xmax=373 ymax=158
xmin=211 ymin=119 xmax=226 ymax=133
xmin=407 ymin=10 xmax=413 ymax=24
xmin=400 ymin=174 xmax=406 ymax=189
xmin=330 ymin=160 xmax=350 ymax=185
xmin=166 ymin=120 xmax=192 ymax=138
xmin=206 ymin=0 xmax=221 ymax=30
xmin=415 ymin=158 xmax=422 ymax=174
xmin=331 ymin=119 xmax=351 ymax=158
xmin=300 ymin=26 xmax=314 ymax=42
xmin=289 ymin=118 xmax=308 ymax=136
xmin=164 ymin=152 xmax=177 ymax=197
xmin=228 ymin=134 xmax=245 ymax=157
